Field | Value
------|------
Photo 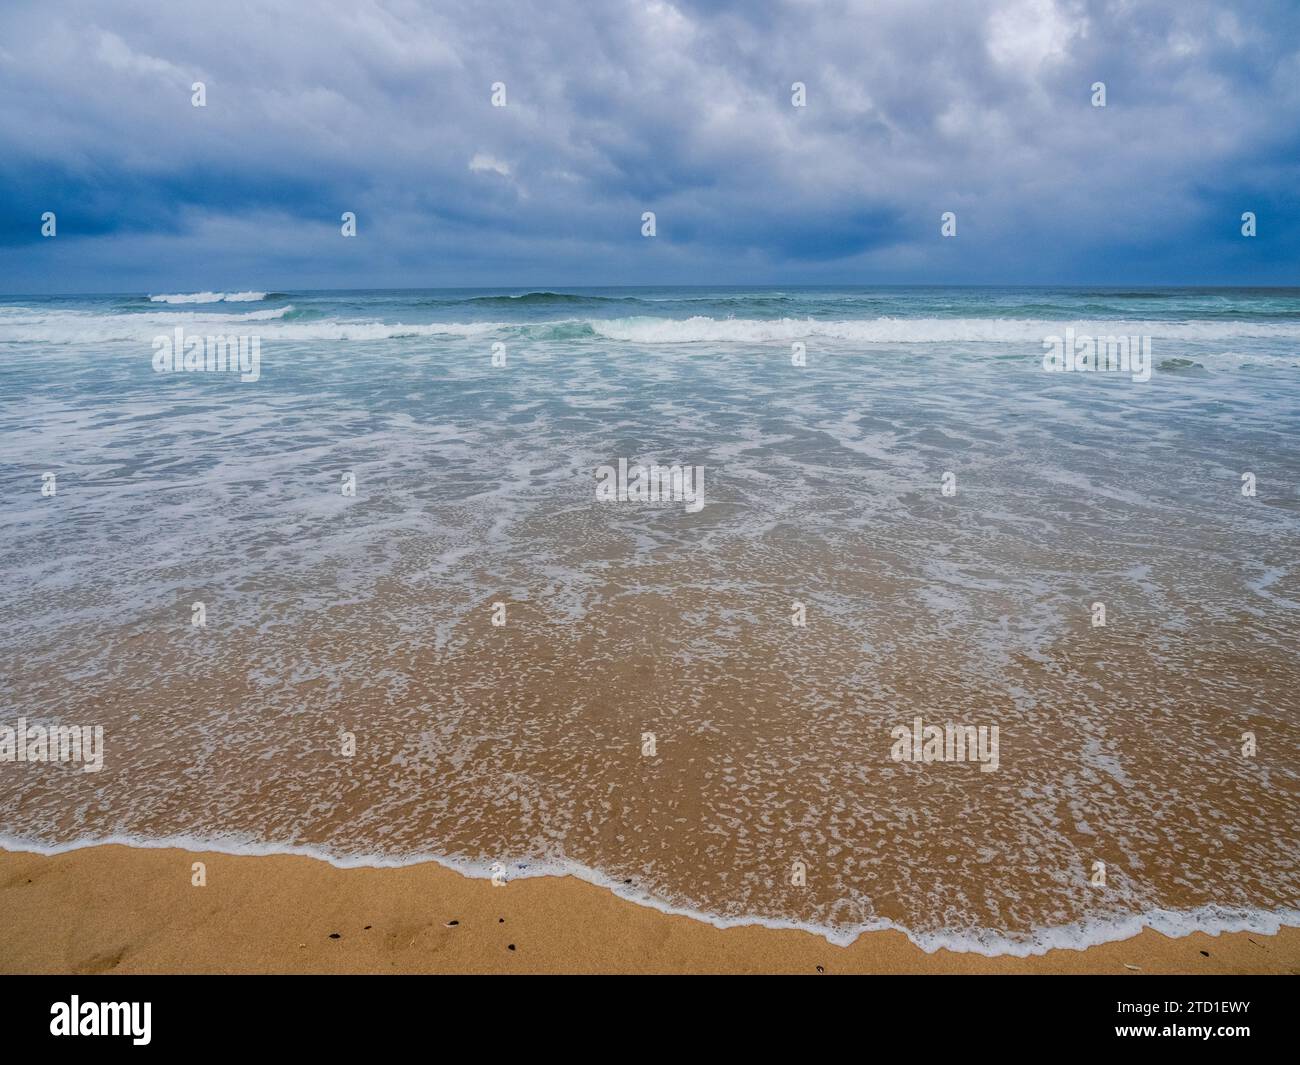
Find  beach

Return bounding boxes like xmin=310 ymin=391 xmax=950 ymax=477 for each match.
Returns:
xmin=2 ymin=286 xmax=1298 ymax=967
xmin=3 ymin=844 xmax=1297 ymax=974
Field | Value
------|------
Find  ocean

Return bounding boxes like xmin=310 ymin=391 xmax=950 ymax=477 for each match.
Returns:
xmin=1 ymin=285 xmax=1298 ymax=955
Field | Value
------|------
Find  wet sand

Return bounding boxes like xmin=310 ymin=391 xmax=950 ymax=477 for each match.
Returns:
xmin=6 ymin=584 xmax=1298 ymax=945
xmin=2 ymin=844 xmax=1295 ymax=974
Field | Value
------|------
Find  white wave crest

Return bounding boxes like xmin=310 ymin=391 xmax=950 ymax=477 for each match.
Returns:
xmin=0 ymin=306 xmax=295 ymax=343
xmin=587 ymin=315 xmax=1300 ymax=344
xmin=248 ymin=320 xmax=501 ymax=341
xmin=0 ymin=313 xmax=504 ymax=345
xmin=7 ymin=309 xmax=1299 ymax=353
xmin=149 ymin=291 xmax=268 ymax=304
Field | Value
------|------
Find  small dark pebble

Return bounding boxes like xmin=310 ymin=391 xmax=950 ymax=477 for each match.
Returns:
xmin=499 ymin=918 xmax=505 ymax=923
xmin=1200 ymin=950 xmax=1209 ymax=957
xmin=328 ymin=933 xmax=341 ymax=940
xmin=508 ymin=944 xmax=516 ymax=951
xmin=816 ymin=965 xmax=825 ymax=974
xmin=447 ymin=920 xmax=459 ymax=927
xmin=364 ymin=925 xmax=372 ymax=930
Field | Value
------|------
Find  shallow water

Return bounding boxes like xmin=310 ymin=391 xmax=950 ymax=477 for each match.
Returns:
xmin=2 ymin=285 xmax=1298 ymax=953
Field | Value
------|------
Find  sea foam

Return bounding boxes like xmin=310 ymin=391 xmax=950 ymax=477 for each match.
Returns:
xmin=2 ymin=831 xmax=1296 ymax=957
xmin=587 ymin=315 xmax=1300 ymax=344
xmin=149 ymin=291 xmax=268 ymax=304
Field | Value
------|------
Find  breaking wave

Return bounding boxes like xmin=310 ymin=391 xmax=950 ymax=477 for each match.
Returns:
xmin=586 ymin=315 xmax=1300 ymax=344
xmin=148 ymin=291 xmax=270 ymax=304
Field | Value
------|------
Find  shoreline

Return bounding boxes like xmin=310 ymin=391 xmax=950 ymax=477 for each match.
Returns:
xmin=3 ymin=843 xmax=1296 ymax=975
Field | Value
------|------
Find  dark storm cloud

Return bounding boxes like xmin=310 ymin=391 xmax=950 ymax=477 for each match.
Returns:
xmin=0 ymin=0 xmax=1296 ymax=290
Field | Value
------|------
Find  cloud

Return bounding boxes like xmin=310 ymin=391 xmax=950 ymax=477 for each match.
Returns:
xmin=0 ymin=0 xmax=1296 ymax=290
xmin=987 ymin=0 xmax=1088 ymax=74
xmin=469 ymin=153 xmax=512 ymax=177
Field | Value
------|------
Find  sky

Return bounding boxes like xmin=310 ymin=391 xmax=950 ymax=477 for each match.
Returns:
xmin=1 ymin=0 xmax=1297 ymax=293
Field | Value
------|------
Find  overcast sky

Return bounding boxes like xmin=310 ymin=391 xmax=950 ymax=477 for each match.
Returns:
xmin=1 ymin=0 xmax=1297 ymax=293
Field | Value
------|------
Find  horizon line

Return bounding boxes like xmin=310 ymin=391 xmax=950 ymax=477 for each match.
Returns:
xmin=5 ymin=282 xmax=1300 ymax=300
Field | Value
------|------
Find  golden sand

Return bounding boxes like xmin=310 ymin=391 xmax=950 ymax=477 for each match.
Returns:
xmin=2 ymin=844 xmax=1295 ymax=975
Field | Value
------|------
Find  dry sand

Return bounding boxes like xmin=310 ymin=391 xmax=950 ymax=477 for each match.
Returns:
xmin=1 ymin=844 xmax=1295 ymax=974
